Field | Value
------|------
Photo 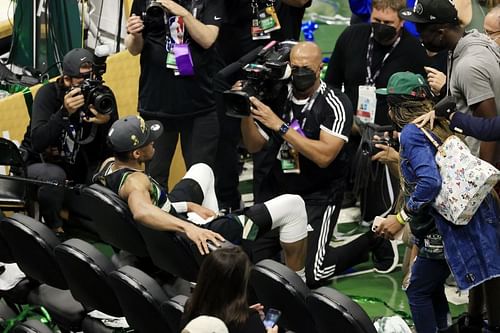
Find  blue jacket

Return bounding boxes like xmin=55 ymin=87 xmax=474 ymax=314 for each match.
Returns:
xmin=400 ymin=124 xmax=500 ymax=290
xmin=450 ymin=112 xmax=500 ymax=141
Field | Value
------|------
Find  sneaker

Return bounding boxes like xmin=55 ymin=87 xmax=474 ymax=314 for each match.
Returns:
xmin=373 ymin=239 xmax=399 ymax=274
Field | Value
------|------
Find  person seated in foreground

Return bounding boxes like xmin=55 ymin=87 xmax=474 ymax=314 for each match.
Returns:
xmin=94 ymin=115 xmax=308 ymax=279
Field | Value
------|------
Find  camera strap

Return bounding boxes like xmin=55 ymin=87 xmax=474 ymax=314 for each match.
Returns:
xmin=284 ymin=85 xmax=320 ymax=131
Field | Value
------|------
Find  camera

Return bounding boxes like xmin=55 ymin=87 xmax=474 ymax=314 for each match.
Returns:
xmin=79 ymin=79 xmax=115 ymax=115
xmin=434 ymin=95 xmax=457 ymax=120
xmin=361 ymin=135 xmax=395 ymax=156
xmin=143 ymin=1 xmax=167 ymax=19
xmin=223 ymin=40 xmax=296 ymax=118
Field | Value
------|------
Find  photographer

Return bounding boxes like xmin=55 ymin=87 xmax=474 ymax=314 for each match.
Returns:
xmin=125 ymin=0 xmax=223 ymax=189
xmin=240 ymin=42 xmax=397 ymax=287
xmin=24 ymin=48 xmax=117 ymax=236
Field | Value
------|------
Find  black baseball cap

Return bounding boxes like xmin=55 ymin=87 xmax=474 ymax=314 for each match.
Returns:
xmin=107 ymin=116 xmax=163 ymax=153
xmin=399 ymin=0 xmax=458 ymax=24
xmin=62 ymin=48 xmax=94 ymax=77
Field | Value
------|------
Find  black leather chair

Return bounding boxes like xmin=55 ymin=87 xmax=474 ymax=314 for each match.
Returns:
xmin=81 ymin=184 xmax=149 ymax=258
xmin=12 ymin=320 xmax=53 ymax=333
xmin=1 ymin=214 xmax=115 ymax=333
xmin=161 ymin=294 xmax=188 ymax=333
xmin=54 ymin=238 xmax=126 ymax=332
xmin=306 ymin=287 xmax=377 ymax=333
xmin=0 ymin=138 xmax=29 ymax=214
xmin=1 ymin=213 xmax=85 ymax=331
xmin=249 ymin=259 xmax=317 ymax=333
xmin=137 ymin=223 xmax=202 ymax=282
xmin=108 ymin=265 xmax=173 ymax=333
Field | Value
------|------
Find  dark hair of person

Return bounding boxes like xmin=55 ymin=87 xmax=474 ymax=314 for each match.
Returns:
xmin=113 ymin=150 xmax=132 ymax=162
xmin=183 ymin=247 xmax=252 ymax=328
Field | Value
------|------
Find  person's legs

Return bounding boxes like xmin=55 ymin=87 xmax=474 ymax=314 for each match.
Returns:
xmin=405 ymin=256 xmax=451 ymax=333
xmin=143 ymin=116 xmax=178 ymax=190
xmin=180 ymin=110 xmax=219 ymax=170
xmin=242 ymin=194 xmax=308 ymax=277
xmin=483 ymin=277 xmax=500 ymax=331
xmin=27 ymin=163 xmax=66 ymax=230
xmin=180 ymin=163 xmax=219 ymax=211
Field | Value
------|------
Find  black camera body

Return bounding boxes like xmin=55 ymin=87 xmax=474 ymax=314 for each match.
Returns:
xmin=224 ymin=41 xmax=296 ymax=118
xmin=79 ymin=79 xmax=115 ymax=115
xmin=361 ymin=132 xmax=397 ymax=156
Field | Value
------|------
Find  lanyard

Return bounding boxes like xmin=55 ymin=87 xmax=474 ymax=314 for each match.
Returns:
xmin=285 ymin=84 xmax=321 ymax=130
xmin=365 ymin=31 xmax=401 ymax=85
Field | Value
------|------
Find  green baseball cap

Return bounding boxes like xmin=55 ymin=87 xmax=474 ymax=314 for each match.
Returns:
xmin=376 ymin=72 xmax=429 ymax=97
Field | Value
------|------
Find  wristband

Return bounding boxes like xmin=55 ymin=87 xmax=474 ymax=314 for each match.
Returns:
xmin=399 ymin=208 xmax=411 ymax=224
xmin=396 ymin=213 xmax=405 ymax=225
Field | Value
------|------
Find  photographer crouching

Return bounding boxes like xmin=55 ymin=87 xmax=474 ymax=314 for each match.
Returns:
xmin=20 ymin=48 xmax=118 ymax=237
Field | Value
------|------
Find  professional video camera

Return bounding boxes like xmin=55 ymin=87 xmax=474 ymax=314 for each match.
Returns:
xmin=79 ymin=45 xmax=115 ymax=116
xmin=223 ymin=40 xmax=296 ymax=118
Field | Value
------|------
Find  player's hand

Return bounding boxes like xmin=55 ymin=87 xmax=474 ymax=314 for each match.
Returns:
xmin=185 ymin=224 xmax=225 ymax=255
xmin=187 ymin=202 xmax=216 ymax=220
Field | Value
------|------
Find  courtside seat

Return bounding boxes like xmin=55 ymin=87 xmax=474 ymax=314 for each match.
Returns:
xmin=306 ymin=287 xmax=377 ymax=333
xmin=137 ymin=223 xmax=202 ymax=282
xmin=249 ymin=259 xmax=317 ymax=333
xmin=81 ymin=184 xmax=149 ymax=258
xmin=54 ymin=238 xmax=123 ymax=317
xmin=161 ymin=294 xmax=188 ymax=333
xmin=12 ymin=320 xmax=53 ymax=333
xmin=108 ymin=265 xmax=173 ymax=333
xmin=1 ymin=214 xmax=114 ymax=333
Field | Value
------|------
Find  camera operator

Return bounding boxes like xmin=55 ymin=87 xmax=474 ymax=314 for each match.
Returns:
xmin=240 ymin=42 xmax=397 ymax=287
xmin=23 ymin=48 xmax=118 ymax=236
xmin=125 ymin=0 xmax=223 ymax=189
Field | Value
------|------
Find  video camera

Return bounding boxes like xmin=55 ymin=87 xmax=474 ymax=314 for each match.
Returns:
xmin=360 ymin=125 xmax=398 ymax=156
xmin=223 ymin=40 xmax=296 ymax=118
xmin=77 ymin=45 xmax=115 ymax=116
xmin=142 ymin=1 xmax=168 ymax=19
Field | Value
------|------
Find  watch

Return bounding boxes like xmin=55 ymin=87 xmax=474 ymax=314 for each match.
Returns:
xmin=277 ymin=123 xmax=289 ymax=136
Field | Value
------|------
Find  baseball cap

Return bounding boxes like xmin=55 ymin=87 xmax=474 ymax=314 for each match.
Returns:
xmin=399 ymin=0 xmax=458 ymax=24
xmin=376 ymin=72 xmax=429 ymax=96
xmin=62 ymin=48 xmax=94 ymax=77
xmin=107 ymin=115 xmax=163 ymax=153
xmin=181 ymin=316 xmax=229 ymax=333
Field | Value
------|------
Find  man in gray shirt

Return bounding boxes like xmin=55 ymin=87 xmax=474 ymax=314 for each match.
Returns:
xmin=401 ymin=0 xmax=500 ymax=165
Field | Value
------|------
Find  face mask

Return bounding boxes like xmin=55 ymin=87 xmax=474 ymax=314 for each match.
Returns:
xmin=291 ymin=67 xmax=317 ymax=92
xmin=372 ymin=23 xmax=398 ymax=45
xmin=422 ymin=36 xmax=447 ymax=53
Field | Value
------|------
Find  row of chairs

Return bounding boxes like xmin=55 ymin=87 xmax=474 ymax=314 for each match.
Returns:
xmin=0 ymin=211 xmax=377 ymax=333
xmin=0 ymin=137 xmax=377 ymax=332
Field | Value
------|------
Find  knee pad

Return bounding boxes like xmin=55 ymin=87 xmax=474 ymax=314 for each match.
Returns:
xmin=267 ymin=194 xmax=308 ymax=243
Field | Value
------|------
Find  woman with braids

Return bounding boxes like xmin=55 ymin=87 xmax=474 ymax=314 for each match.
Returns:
xmin=373 ymin=72 xmax=500 ymax=333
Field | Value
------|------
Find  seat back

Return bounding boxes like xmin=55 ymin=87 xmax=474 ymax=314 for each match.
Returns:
xmin=161 ymin=294 xmax=188 ymax=333
xmin=0 ymin=138 xmax=28 ymax=210
xmin=1 ymin=213 xmax=67 ymax=289
xmin=81 ymin=184 xmax=149 ymax=257
xmin=108 ymin=265 xmax=172 ymax=333
xmin=12 ymin=320 xmax=53 ymax=333
xmin=249 ymin=259 xmax=317 ymax=333
xmin=54 ymin=238 xmax=123 ymax=317
xmin=137 ymin=223 xmax=201 ymax=282
xmin=0 ymin=215 xmax=16 ymax=263
xmin=306 ymin=287 xmax=377 ymax=333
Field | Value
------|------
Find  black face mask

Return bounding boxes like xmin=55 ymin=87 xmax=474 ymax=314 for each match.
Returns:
xmin=422 ymin=36 xmax=447 ymax=53
xmin=372 ymin=23 xmax=398 ymax=45
xmin=292 ymin=67 xmax=317 ymax=92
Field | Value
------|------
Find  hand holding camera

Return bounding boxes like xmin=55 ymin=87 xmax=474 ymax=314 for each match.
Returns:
xmin=63 ymin=87 xmax=85 ymax=115
xmin=127 ymin=14 xmax=144 ymax=36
